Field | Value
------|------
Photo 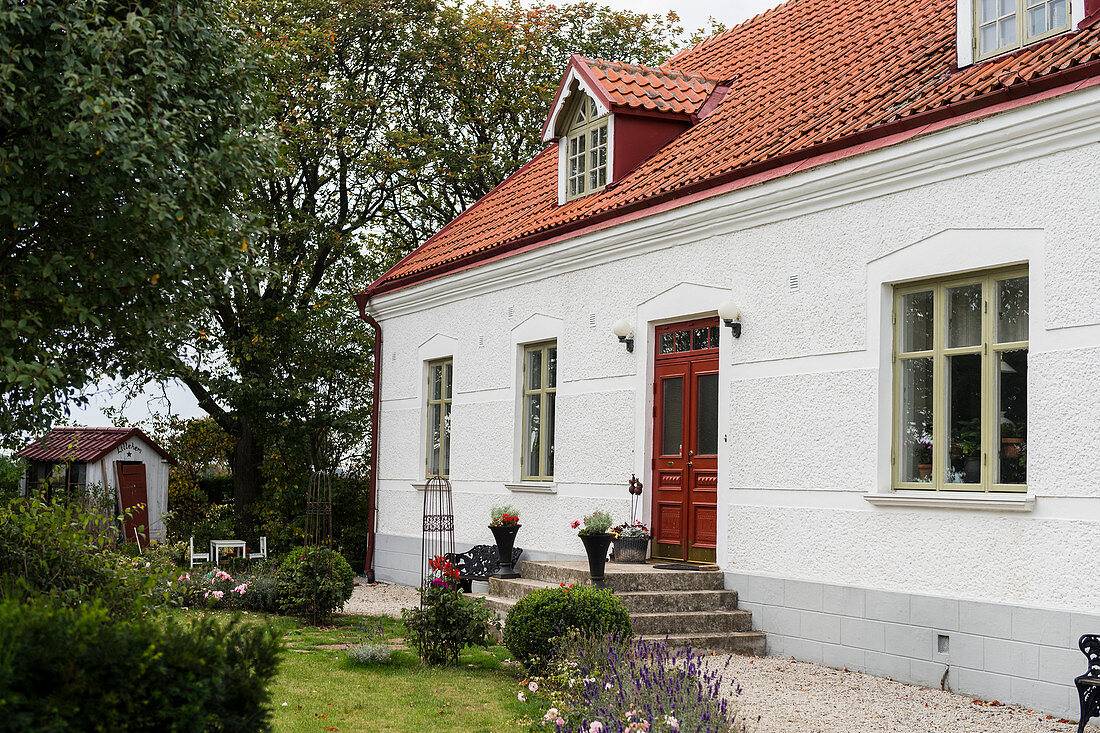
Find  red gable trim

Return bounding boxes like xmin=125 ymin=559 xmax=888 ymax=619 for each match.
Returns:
xmin=15 ymin=427 xmax=178 ymax=465
xmin=360 ymin=61 xmax=1100 ymax=302
xmin=539 ymin=54 xmax=615 ymax=142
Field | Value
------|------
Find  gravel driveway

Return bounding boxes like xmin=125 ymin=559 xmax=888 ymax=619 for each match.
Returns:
xmin=340 ymin=579 xmax=420 ymax=617
xmin=713 ymin=654 xmax=1094 ymax=733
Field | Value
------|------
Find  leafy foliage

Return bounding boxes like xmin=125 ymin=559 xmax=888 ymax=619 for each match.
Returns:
xmin=0 ymin=0 xmax=270 ymax=442
xmin=0 ymin=600 xmax=281 ymax=732
xmin=0 ymin=455 xmax=24 ymax=502
xmin=402 ymin=584 xmax=500 ymax=666
xmin=504 ymin=585 xmax=632 ymax=673
xmin=276 ymin=545 xmax=354 ymax=624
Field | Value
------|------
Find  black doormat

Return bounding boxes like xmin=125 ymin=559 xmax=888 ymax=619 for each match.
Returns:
xmin=651 ymin=563 xmax=702 ymax=571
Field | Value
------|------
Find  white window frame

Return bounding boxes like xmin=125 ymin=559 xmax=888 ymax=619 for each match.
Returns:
xmin=957 ymin=0 xmax=1083 ymax=67
xmin=520 ymin=340 xmax=557 ymax=482
xmin=557 ymin=95 xmax=614 ymax=205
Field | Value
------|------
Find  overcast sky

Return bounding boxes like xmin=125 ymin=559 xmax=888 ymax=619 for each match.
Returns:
xmin=66 ymin=0 xmax=787 ymax=430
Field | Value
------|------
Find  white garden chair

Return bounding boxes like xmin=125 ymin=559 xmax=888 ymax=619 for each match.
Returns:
xmin=247 ymin=536 xmax=268 ymax=561
xmin=189 ymin=536 xmax=210 ymax=568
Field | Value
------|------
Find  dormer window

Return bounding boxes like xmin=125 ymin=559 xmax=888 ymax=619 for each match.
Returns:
xmin=974 ymin=0 xmax=1070 ymax=60
xmin=564 ymin=96 xmax=609 ymax=200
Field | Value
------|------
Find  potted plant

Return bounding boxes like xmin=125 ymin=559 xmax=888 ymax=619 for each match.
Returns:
xmin=1001 ymin=421 xmax=1024 ymax=459
xmin=570 ymin=510 xmax=613 ymax=589
xmin=611 ymin=521 xmax=650 ymax=563
xmin=913 ymin=433 xmax=933 ymax=481
xmin=956 ymin=417 xmax=983 ymax=482
xmin=489 ymin=505 xmax=521 ymax=579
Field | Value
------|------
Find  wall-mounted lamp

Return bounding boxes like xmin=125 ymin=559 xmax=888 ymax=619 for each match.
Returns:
xmin=611 ymin=319 xmax=635 ymax=352
xmin=717 ymin=300 xmax=742 ymax=339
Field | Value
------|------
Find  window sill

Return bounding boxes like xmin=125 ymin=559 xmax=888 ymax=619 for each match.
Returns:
xmin=505 ymin=482 xmax=557 ymax=494
xmin=864 ymin=490 xmax=1035 ymax=512
xmin=412 ymin=481 xmax=450 ymax=491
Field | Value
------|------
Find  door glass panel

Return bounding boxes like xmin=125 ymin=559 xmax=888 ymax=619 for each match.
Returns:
xmin=899 ymin=358 xmax=933 ymax=482
xmin=661 ymin=377 xmax=683 ymax=456
xmin=900 ymin=290 xmax=933 ymax=353
xmin=946 ymin=353 xmax=982 ymax=484
xmin=996 ymin=276 xmax=1028 ymax=343
xmin=947 ymin=284 xmax=982 ymax=348
xmin=659 ymin=332 xmax=674 ymax=354
xmin=674 ymin=330 xmax=691 ymax=352
xmin=545 ymin=393 xmax=556 ymax=477
xmin=525 ymin=394 xmax=541 ymax=474
xmin=695 ymin=373 xmax=718 ymax=455
xmin=693 ymin=328 xmax=708 ymax=350
xmin=997 ymin=349 xmax=1027 ymax=484
xmin=526 ymin=349 xmax=542 ymax=390
xmin=709 ymin=326 xmax=719 ymax=347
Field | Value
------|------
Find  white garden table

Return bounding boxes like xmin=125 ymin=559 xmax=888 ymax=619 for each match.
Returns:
xmin=209 ymin=539 xmax=246 ymax=566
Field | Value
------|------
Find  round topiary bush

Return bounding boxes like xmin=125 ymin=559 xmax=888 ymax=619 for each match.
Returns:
xmin=276 ymin=545 xmax=354 ymax=625
xmin=504 ymin=585 xmax=632 ymax=671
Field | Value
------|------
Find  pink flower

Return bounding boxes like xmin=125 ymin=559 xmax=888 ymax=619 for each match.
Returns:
xmin=517 ymin=692 xmax=526 ymax=702
xmin=233 ymin=583 xmax=248 ymax=595
xmin=211 ymin=590 xmax=224 ymax=600
xmin=528 ymin=681 xmax=538 ymax=692
xmin=589 ymin=722 xmax=604 ymax=733
xmin=178 ymin=573 xmax=190 ymax=582
xmin=543 ymin=708 xmax=559 ymax=721
xmin=570 ymin=520 xmax=581 ymax=529
xmin=556 ymin=719 xmax=565 ymax=726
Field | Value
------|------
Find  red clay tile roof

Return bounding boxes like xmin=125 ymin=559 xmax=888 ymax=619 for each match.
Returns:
xmin=15 ymin=427 xmax=177 ymax=464
xmin=364 ymin=0 xmax=1100 ymax=297
xmin=587 ymin=58 xmax=719 ymax=116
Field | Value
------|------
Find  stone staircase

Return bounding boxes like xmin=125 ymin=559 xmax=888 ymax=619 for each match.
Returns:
xmin=482 ymin=560 xmax=766 ymax=655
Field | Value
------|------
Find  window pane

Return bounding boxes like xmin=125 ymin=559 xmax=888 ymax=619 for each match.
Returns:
xmin=710 ymin=326 xmax=720 ymax=347
xmin=659 ymin=332 xmax=674 ymax=354
xmin=997 ymin=349 xmax=1027 ymax=484
xmin=693 ymin=328 xmax=709 ymax=350
xmin=998 ymin=0 xmax=1014 ymax=14
xmin=674 ymin=330 xmax=691 ymax=352
xmin=696 ymin=373 xmax=718 ymax=455
xmin=428 ymin=403 xmax=442 ymax=475
xmin=661 ymin=377 xmax=683 ymax=456
xmin=946 ymin=353 xmax=983 ymax=485
xmin=430 ymin=364 xmax=442 ymax=400
xmin=443 ymin=362 xmax=453 ymax=399
xmin=441 ymin=402 xmax=451 ymax=476
xmin=1028 ymin=5 xmax=1047 ymax=35
xmin=1052 ymin=0 xmax=1068 ymax=27
xmin=900 ymin=290 xmax=933 ymax=352
xmin=947 ymin=283 xmax=982 ymax=348
xmin=547 ymin=347 xmax=557 ymax=388
xmin=526 ymin=349 xmax=542 ymax=390
xmin=899 ymin=358 xmax=934 ymax=483
xmin=996 ymin=276 xmax=1028 ymax=343
xmin=980 ymin=0 xmax=996 ymax=21
xmin=525 ymin=394 xmax=541 ymax=474
xmin=999 ymin=16 xmax=1017 ymax=47
xmin=545 ymin=392 xmax=555 ymax=477
xmin=980 ymin=23 xmax=997 ymax=54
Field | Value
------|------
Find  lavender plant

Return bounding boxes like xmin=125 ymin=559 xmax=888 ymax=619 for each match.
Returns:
xmin=527 ymin=632 xmax=753 ymax=733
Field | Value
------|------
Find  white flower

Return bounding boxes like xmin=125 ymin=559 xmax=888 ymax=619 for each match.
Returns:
xmin=281 ymin=703 xmax=288 ymax=707
xmin=518 ymin=692 xmax=526 ymax=702
xmin=589 ymin=722 xmax=604 ymax=733
xmin=543 ymin=708 xmax=559 ymax=721
xmin=528 ymin=681 xmax=538 ymax=692
xmin=664 ymin=715 xmax=679 ymax=731
xmin=605 ymin=682 xmax=613 ymax=690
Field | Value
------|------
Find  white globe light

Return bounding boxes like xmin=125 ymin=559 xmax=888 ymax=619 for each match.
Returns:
xmin=611 ymin=319 xmax=633 ymax=338
xmin=717 ymin=299 xmax=740 ymax=322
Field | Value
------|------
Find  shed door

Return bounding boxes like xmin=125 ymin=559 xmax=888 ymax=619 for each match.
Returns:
xmin=116 ymin=462 xmax=149 ymax=545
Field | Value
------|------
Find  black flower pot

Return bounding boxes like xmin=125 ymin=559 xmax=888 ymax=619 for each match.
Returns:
xmin=579 ymin=533 xmax=613 ymax=590
xmin=490 ymin=524 xmax=521 ymax=579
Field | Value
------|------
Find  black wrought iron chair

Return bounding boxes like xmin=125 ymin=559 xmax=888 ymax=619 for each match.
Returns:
xmin=446 ymin=545 xmax=523 ymax=592
xmin=1077 ymin=634 xmax=1100 ymax=733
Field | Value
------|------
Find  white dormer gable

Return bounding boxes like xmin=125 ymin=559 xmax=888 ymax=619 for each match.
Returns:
xmin=957 ymin=0 xmax=1084 ymax=67
xmin=541 ymin=62 xmax=610 ymax=144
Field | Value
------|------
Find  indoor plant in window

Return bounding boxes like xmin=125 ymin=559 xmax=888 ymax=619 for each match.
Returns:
xmin=570 ymin=510 xmax=613 ymax=589
xmin=913 ymin=433 xmax=933 ymax=481
xmin=488 ymin=505 xmax=521 ymax=579
xmin=1001 ymin=420 xmax=1024 ymax=459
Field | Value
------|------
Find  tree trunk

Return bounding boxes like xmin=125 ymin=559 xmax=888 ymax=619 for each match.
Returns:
xmin=232 ymin=417 xmax=264 ymax=530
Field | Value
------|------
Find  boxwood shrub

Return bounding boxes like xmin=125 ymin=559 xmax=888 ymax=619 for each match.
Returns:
xmin=504 ymin=585 xmax=632 ymax=672
xmin=276 ymin=545 xmax=354 ymax=625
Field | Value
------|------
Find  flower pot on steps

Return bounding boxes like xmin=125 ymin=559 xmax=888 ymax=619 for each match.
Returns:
xmin=612 ymin=536 xmax=649 ymax=563
xmin=580 ymin=533 xmax=613 ymax=590
xmin=489 ymin=524 xmax=521 ymax=579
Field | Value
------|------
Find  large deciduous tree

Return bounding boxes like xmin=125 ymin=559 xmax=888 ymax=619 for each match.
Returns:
xmin=0 ymin=0 xmax=270 ymax=444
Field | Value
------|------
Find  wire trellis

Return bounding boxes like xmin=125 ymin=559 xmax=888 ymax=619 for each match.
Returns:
xmin=305 ymin=471 xmax=333 ymax=547
xmin=420 ymin=475 xmax=455 ymax=590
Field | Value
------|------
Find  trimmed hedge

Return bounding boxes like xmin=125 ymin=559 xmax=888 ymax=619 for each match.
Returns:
xmin=276 ymin=545 xmax=354 ymax=624
xmin=0 ymin=599 xmax=280 ymax=731
xmin=504 ymin=585 xmax=632 ymax=672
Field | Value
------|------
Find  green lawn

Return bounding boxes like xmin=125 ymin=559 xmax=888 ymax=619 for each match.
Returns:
xmin=173 ymin=611 xmax=535 ymax=733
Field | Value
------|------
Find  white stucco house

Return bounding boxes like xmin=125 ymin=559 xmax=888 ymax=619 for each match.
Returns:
xmin=355 ymin=0 xmax=1100 ymax=720
xmin=16 ymin=427 xmax=175 ymax=543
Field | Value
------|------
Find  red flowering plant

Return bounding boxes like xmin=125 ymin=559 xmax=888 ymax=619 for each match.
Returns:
xmin=427 ymin=554 xmax=461 ymax=590
xmin=403 ymin=554 xmax=499 ymax=665
xmin=489 ymin=504 xmax=520 ymax=527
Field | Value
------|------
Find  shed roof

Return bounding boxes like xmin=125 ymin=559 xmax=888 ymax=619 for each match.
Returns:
xmin=15 ymin=427 xmax=177 ymax=465
xmin=363 ymin=0 xmax=1100 ymax=299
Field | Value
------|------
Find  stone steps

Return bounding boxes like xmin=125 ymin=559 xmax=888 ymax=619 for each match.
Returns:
xmin=479 ymin=560 xmax=765 ymax=655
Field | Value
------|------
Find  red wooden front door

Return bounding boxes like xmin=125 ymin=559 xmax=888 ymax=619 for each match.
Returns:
xmin=116 ymin=462 xmax=150 ymax=545
xmin=652 ymin=319 xmax=720 ymax=563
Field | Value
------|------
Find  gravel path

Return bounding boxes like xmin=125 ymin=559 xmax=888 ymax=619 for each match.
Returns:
xmin=712 ymin=655 xmax=1093 ymax=733
xmin=340 ymin=579 xmax=419 ymax=618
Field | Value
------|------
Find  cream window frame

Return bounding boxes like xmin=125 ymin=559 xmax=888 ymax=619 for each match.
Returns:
xmin=521 ymin=340 xmax=556 ymax=482
xmin=563 ymin=95 xmax=609 ymax=201
xmin=974 ymin=0 xmax=1071 ymax=61
xmin=892 ymin=267 xmax=1029 ymax=494
xmin=425 ymin=358 xmax=452 ymax=479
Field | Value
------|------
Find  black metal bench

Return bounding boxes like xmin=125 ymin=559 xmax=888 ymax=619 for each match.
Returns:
xmin=446 ymin=544 xmax=523 ymax=592
xmin=1077 ymin=635 xmax=1100 ymax=733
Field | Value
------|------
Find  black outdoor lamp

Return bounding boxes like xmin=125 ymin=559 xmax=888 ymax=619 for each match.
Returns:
xmin=611 ymin=319 xmax=635 ymax=352
xmin=718 ymin=299 xmax=742 ymax=338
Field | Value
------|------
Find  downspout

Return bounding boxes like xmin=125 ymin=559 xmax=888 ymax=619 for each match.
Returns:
xmin=357 ymin=297 xmax=382 ymax=583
